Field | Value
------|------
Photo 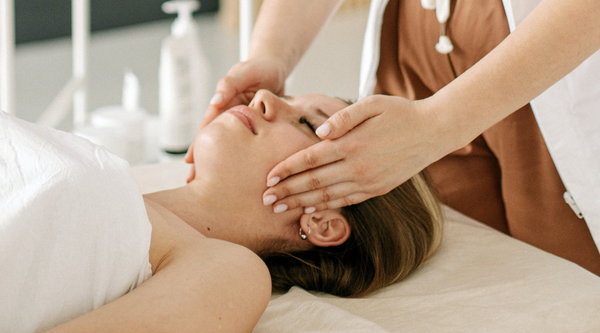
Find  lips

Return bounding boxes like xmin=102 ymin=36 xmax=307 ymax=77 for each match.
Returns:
xmin=225 ymin=105 xmax=257 ymax=134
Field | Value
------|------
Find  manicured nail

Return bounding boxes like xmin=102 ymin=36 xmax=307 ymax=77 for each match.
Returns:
xmin=304 ymin=206 xmax=316 ymax=214
xmin=263 ymin=195 xmax=277 ymax=206
xmin=210 ymin=93 xmax=223 ymax=105
xmin=316 ymin=123 xmax=331 ymax=137
xmin=267 ymin=176 xmax=280 ymax=187
xmin=274 ymin=204 xmax=288 ymax=214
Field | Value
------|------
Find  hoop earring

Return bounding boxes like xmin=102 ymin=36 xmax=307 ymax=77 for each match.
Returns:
xmin=299 ymin=225 xmax=310 ymax=240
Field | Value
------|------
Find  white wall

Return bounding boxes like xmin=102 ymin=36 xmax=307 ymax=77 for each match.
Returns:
xmin=14 ymin=9 xmax=368 ymax=132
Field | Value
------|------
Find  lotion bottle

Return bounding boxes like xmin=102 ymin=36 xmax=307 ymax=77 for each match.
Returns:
xmin=74 ymin=70 xmax=147 ymax=165
xmin=159 ymin=0 xmax=210 ymax=154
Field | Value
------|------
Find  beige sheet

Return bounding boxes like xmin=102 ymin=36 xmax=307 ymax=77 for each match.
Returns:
xmin=133 ymin=161 xmax=600 ymax=332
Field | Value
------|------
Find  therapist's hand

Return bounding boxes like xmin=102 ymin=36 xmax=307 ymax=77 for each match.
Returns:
xmin=261 ymin=95 xmax=452 ymax=212
xmin=200 ymin=58 xmax=288 ymax=128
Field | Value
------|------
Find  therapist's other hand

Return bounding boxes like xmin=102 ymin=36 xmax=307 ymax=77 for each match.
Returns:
xmin=262 ymin=95 xmax=450 ymax=212
xmin=185 ymin=144 xmax=195 ymax=183
xmin=200 ymin=58 xmax=287 ymax=128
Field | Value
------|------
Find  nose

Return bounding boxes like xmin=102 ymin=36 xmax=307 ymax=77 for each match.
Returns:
xmin=249 ymin=89 xmax=284 ymax=122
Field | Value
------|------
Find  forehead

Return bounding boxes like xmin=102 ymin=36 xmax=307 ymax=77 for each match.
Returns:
xmin=287 ymin=94 xmax=348 ymax=117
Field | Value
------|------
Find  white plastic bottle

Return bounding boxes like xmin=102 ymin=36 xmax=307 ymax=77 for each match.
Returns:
xmin=74 ymin=70 xmax=148 ymax=165
xmin=159 ymin=0 xmax=211 ymax=154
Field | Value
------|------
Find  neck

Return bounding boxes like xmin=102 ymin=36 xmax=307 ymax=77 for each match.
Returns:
xmin=142 ymin=183 xmax=262 ymax=252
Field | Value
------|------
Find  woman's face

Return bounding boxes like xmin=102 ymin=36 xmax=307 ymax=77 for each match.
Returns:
xmin=191 ymin=90 xmax=348 ymax=251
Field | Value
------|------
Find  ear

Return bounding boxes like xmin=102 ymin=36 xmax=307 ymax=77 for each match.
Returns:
xmin=300 ymin=210 xmax=351 ymax=247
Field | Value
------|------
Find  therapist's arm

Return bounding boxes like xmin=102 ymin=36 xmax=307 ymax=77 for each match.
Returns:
xmin=248 ymin=0 xmax=344 ymax=80
xmin=262 ymin=0 xmax=600 ymax=212
xmin=46 ymin=239 xmax=271 ymax=333
xmin=423 ymin=0 xmax=600 ymax=151
xmin=202 ymin=0 xmax=343 ymax=126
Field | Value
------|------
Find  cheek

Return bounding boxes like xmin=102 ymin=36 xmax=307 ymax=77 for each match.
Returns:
xmin=192 ymin=121 xmax=258 ymax=188
xmin=261 ymin=126 xmax=316 ymax=165
xmin=191 ymin=121 xmax=315 ymax=193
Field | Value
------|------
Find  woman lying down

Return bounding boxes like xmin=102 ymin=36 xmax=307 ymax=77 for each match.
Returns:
xmin=0 ymin=90 xmax=442 ymax=333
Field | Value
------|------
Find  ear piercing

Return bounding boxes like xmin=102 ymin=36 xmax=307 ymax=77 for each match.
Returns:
xmin=299 ymin=225 xmax=311 ymax=240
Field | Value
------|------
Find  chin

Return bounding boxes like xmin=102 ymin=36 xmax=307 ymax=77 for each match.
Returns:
xmin=193 ymin=125 xmax=268 ymax=191
xmin=194 ymin=119 xmax=249 ymax=167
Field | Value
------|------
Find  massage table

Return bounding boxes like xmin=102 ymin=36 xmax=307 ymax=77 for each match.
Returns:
xmin=133 ymin=161 xmax=600 ymax=332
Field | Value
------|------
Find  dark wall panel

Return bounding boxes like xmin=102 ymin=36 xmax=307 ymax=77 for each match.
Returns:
xmin=15 ymin=0 xmax=219 ymax=44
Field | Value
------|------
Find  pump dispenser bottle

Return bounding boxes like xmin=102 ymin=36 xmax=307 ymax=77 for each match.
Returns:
xmin=159 ymin=0 xmax=210 ymax=154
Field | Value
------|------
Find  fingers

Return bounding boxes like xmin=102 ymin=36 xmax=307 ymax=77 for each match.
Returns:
xmin=266 ymin=182 xmax=373 ymax=213
xmin=200 ymin=92 xmax=256 ymax=129
xmin=201 ymin=72 xmax=257 ymax=128
xmin=184 ymin=142 xmax=195 ymax=163
xmin=316 ymin=98 xmax=382 ymax=140
xmin=185 ymin=142 xmax=196 ymax=183
xmin=211 ymin=72 xmax=244 ymax=108
xmin=202 ymin=59 xmax=287 ymax=129
xmin=186 ymin=164 xmax=196 ymax=184
xmin=199 ymin=105 xmax=222 ymax=128
xmin=212 ymin=67 xmax=259 ymax=108
xmin=266 ymin=140 xmax=343 ymax=187
xmin=312 ymin=192 xmax=373 ymax=212
xmin=263 ymin=160 xmax=349 ymax=204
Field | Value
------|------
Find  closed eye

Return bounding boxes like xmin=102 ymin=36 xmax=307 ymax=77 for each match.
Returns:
xmin=299 ymin=116 xmax=316 ymax=133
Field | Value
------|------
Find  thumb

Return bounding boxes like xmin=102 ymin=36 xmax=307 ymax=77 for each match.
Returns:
xmin=199 ymin=104 xmax=221 ymax=128
xmin=202 ymin=75 xmax=254 ymax=128
xmin=184 ymin=141 xmax=195 ymax=163
xmin=211 ymin=75 xmax=239 ymax=108
xmin=212 ymin=64 xmax=259 ymax=108
xmin=316 ymin=100 xmax=381 ymax=140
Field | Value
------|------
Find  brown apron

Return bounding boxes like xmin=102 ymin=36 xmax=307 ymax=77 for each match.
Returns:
xmin=374 ymin=0 xmax=600 ymax=275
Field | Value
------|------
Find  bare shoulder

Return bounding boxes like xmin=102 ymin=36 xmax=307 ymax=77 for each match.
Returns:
xmin=143 ymin=196 xmax=271 ymax=285
xmin=179 ymin=237 xmax=272 ymax=295
xmin=47 ymin=237 xmax=271 ymax=333
xmin=156 ymin=236 xmax=272 ymax=332
xmin=142 ymin=197 xmax=271 ymax=331
xmin=48 ymin=200 xmax=271 ymax=332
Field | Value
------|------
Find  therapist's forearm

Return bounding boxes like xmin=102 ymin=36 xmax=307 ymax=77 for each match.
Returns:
xmin=248 ymin=0 xmax=343 ymax=78
xmin=425 ymin=0 xmax=600 ymax=151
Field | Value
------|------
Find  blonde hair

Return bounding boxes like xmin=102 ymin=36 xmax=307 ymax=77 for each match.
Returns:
xmin=263 ymin=172 xmax=443 ymax=297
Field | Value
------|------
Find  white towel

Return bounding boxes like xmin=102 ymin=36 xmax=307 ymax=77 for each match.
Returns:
xmin=0 ymin=111 xmax=153 ymax=333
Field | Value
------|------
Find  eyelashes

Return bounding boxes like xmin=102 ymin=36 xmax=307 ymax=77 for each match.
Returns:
xmin=299 ymin=116 xmax=317 ymax=133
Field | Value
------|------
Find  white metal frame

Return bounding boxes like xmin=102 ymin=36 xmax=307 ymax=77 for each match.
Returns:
xmin=239 ymin=0 xmax=253 ymax=61
xmin=0 ymin=0 xmax=89 ymax=129
xmin=1 ymin=0 xmax=252 ymax=128
xmin=0 ymin=0 xmax=15 ymax=115
xmin=38 ymin=0 xmax=89 ymax=128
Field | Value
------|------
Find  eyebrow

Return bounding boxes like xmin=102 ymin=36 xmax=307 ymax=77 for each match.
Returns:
xmin=282 ymin=95 xmax=329 ymax=119
xmin=315 ymin=108 xmax=328 ymax=119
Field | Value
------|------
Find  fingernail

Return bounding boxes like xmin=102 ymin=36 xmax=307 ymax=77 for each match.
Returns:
xmin=263 ymin=194 xmax=277 ymax=206
xmin=267 ymin=176 xmax=280 ymax=187
xmin=210 ymin=93 xmax=223 ymax=105
xmin=316 ymin=123 xmax=331 ymax=137
xmin=274 ymin=204 xmax=288 ymax=214
xmin=304 ymin=206 xmax=316 ymax=214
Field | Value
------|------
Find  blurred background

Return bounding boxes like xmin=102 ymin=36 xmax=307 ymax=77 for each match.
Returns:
xmin=13 ymin=0 xmax=369 ymax=130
